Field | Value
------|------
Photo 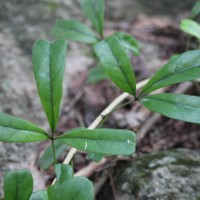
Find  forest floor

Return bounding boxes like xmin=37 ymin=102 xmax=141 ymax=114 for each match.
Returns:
xmin=0 ymin=0 xmax=199 ymax=198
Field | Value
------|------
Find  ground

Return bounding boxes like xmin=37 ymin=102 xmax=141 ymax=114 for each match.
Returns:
xmin=0 ymin=0 xmax=199 ymax=199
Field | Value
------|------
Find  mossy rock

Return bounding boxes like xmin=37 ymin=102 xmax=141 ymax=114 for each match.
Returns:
xmin=99 ymin=149 xmax=200 ymax=200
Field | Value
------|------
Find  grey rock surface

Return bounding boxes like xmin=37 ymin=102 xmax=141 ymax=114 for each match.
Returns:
xmin=110 ymin=149 xmax=200 ymax=200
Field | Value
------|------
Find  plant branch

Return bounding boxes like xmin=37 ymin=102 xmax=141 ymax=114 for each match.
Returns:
xmin=62 ymin=78 xmax=149 ymax=164
xmin=51 ymin=139 xmax=56 ymax=165
xmin=51 ymin=78 xmax=148 ymax=184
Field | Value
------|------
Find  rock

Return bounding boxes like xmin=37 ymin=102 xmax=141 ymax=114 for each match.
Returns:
xmin=99 ymin=149 xmax=200 ymax=200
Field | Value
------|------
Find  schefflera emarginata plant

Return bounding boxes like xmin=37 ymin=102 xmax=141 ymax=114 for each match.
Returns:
xmin=94 ymin=33 xmax=200 ymax=125
xmin=0 ymin=38 xmax=136 ymax=200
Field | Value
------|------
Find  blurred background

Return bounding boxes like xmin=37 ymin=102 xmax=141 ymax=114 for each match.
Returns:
xmin=0 ymin=0 xmax=200 ymax=199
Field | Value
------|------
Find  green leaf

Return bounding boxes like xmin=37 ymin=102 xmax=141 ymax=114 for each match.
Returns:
xmin=4 ymin=170 xmax=33 ymax=200
xmin=191 ymin=0 xmax=200 ymax=18
xmin=39 ymin=141 xmax=67 ymax=169
xmin=114 ymin=32 xmax=140 ymax=56
xmin=51 ymin=19 xmax=98 ymax=44
xmin=140 ymin=93 xmax=200 ymax=124
xmin=55 ymin=164 xmax=73 ymax=184
xmin=168 ymin=54 xmax=180 ymax=62
xmin=30 ymin=190 xmax=48 ymax=200
xmin=88 ymin=152 xmax=104 ymax=162
xmin=48 ymin=177 xmax=94 ymax=200
xmin=87 ymin=65 xmax=108 ymax=83
xmin=0 ymin=112 xmax=48 ymax=142
xmin=33 ymin=39 xmax=67 ymax=133
xmin=140 ymin=49 xmax=200 ymax=95
xmin=80 ymin=0 xmax=104 ymax=37
xmin=56 ymin=128 xmax=136 ymax=155
xmin=94 ymin=35 xmax=136 ymax=95
xmin=180 ymin=19 xmax=200 ymax=40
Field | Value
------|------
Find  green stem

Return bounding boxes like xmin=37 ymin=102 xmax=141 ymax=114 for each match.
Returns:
xmin=100 ymin=32 xmax=104 ymax=40
xmin=51 ymin=139 xmax=56 ymax=165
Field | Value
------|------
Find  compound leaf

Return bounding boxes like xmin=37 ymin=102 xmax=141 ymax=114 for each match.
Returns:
xmin=0 ymin=112 xmax=48 ymax=142
xmin=114 ymin=32 xmax=140 ymax=56
xmin=48 ymin=176 xmax=94 ymax=200
xmin=180 ymin=19 xmax=200 ymax=40
xmin=33 ymin=39 xmax=67 ymax=133
xmin=141 ymin=93 xmax=200 ymax=124
xmin=51 ymin=19 xmax=98 ymax=44
xmin=80 ymin=0 xmax=104 ymax=36
xmin=39 ymin=141 xmax=67 ymax=169
xmin=88 ymin=152 xmax=104 ymax=162
xmin=94 ymin=35 xmax=136 ymax=95
xmin=56 ymin=128 xmax=136 ymax=155
xmin=54 ymin=164 xmax=73 ymax=184
xmin=4 ymin=170 xmax=33 ymax=200
xmin=140 ymin=50 xmax=200 ymax=95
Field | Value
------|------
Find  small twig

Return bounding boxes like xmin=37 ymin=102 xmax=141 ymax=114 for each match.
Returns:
xmin=89 ymin=79 xmax=149 ymax=130
xmin=63 ymin=79 xmax=149 ymax=163
xmin=94 ymin=171 xmax=109 ymax=196
xmin=108 ymin=172 xmax=117 ymax=200
xmin=51 ymin=78 xmax=149 ymax=185
xmin=137 ymin=113 xmax=160 ymax=143
xmin=74 ymin=158 xmax=107 ymax=177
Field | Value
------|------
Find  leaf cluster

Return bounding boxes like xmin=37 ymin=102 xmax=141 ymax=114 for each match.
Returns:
xmin=2 ymin=0 xmax=200 ymax=199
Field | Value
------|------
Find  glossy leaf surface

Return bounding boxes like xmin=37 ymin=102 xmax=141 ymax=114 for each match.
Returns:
xmin=180 ymin=19 xmax=200 ymax=40
xmin=88 ymin=153 xmax=104 ymax=162
xmin=141 ymin=93 xmax=200 ymax=124
xmin=48 ymin=177 xmax=94 ymax=200
xmin=0 ymin=112 xmax=48 ymax=142
xmin=87 ymin=65 xmax=108 ymax=83
xmin=80 ymin=0 xmax=104 ymax=36
xmin=114 ymin=32 xmax=140 ymax=56
xmin=51 ymin=19 xmax=98 ymax=43
xmin=56 ymin=128 xmax=136 ymax=155
xmin=140 ymin=50 xmax=200 ymax=95
xmin=33 ymin=39 xmax=67 ymax=132
xmin=94 ymin=35 xmax=136 ymax=95
xmin=191 ymin=0 xmax=200 ymax=18
xmin=30 ymin=190 xmax=48 ymax=200
xmin=4 ymin=170 xmax=33 ymax=200
xmin=55 ymin=164 xmax=73 ymax=184
xmin=39 ymin=141 xmax=67 ymax=169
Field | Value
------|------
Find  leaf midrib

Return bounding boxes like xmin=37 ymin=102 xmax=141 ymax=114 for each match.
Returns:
xmin=143 ymin=63 xmax=200 ymax=93
xmin=58 ymin=136 xmax=133 ymax=143
xmin=49 ymin=44 xmax=55 ymax=133
xmin=106 ymin=41 xmax=135 ymax=95
xmin=0 ymin=125 xmax=46 ymax=135
xmin=144 ymin=96 xmax=200 ymax=110
xmin=92 ymin=0 xmax=100 ymax=31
